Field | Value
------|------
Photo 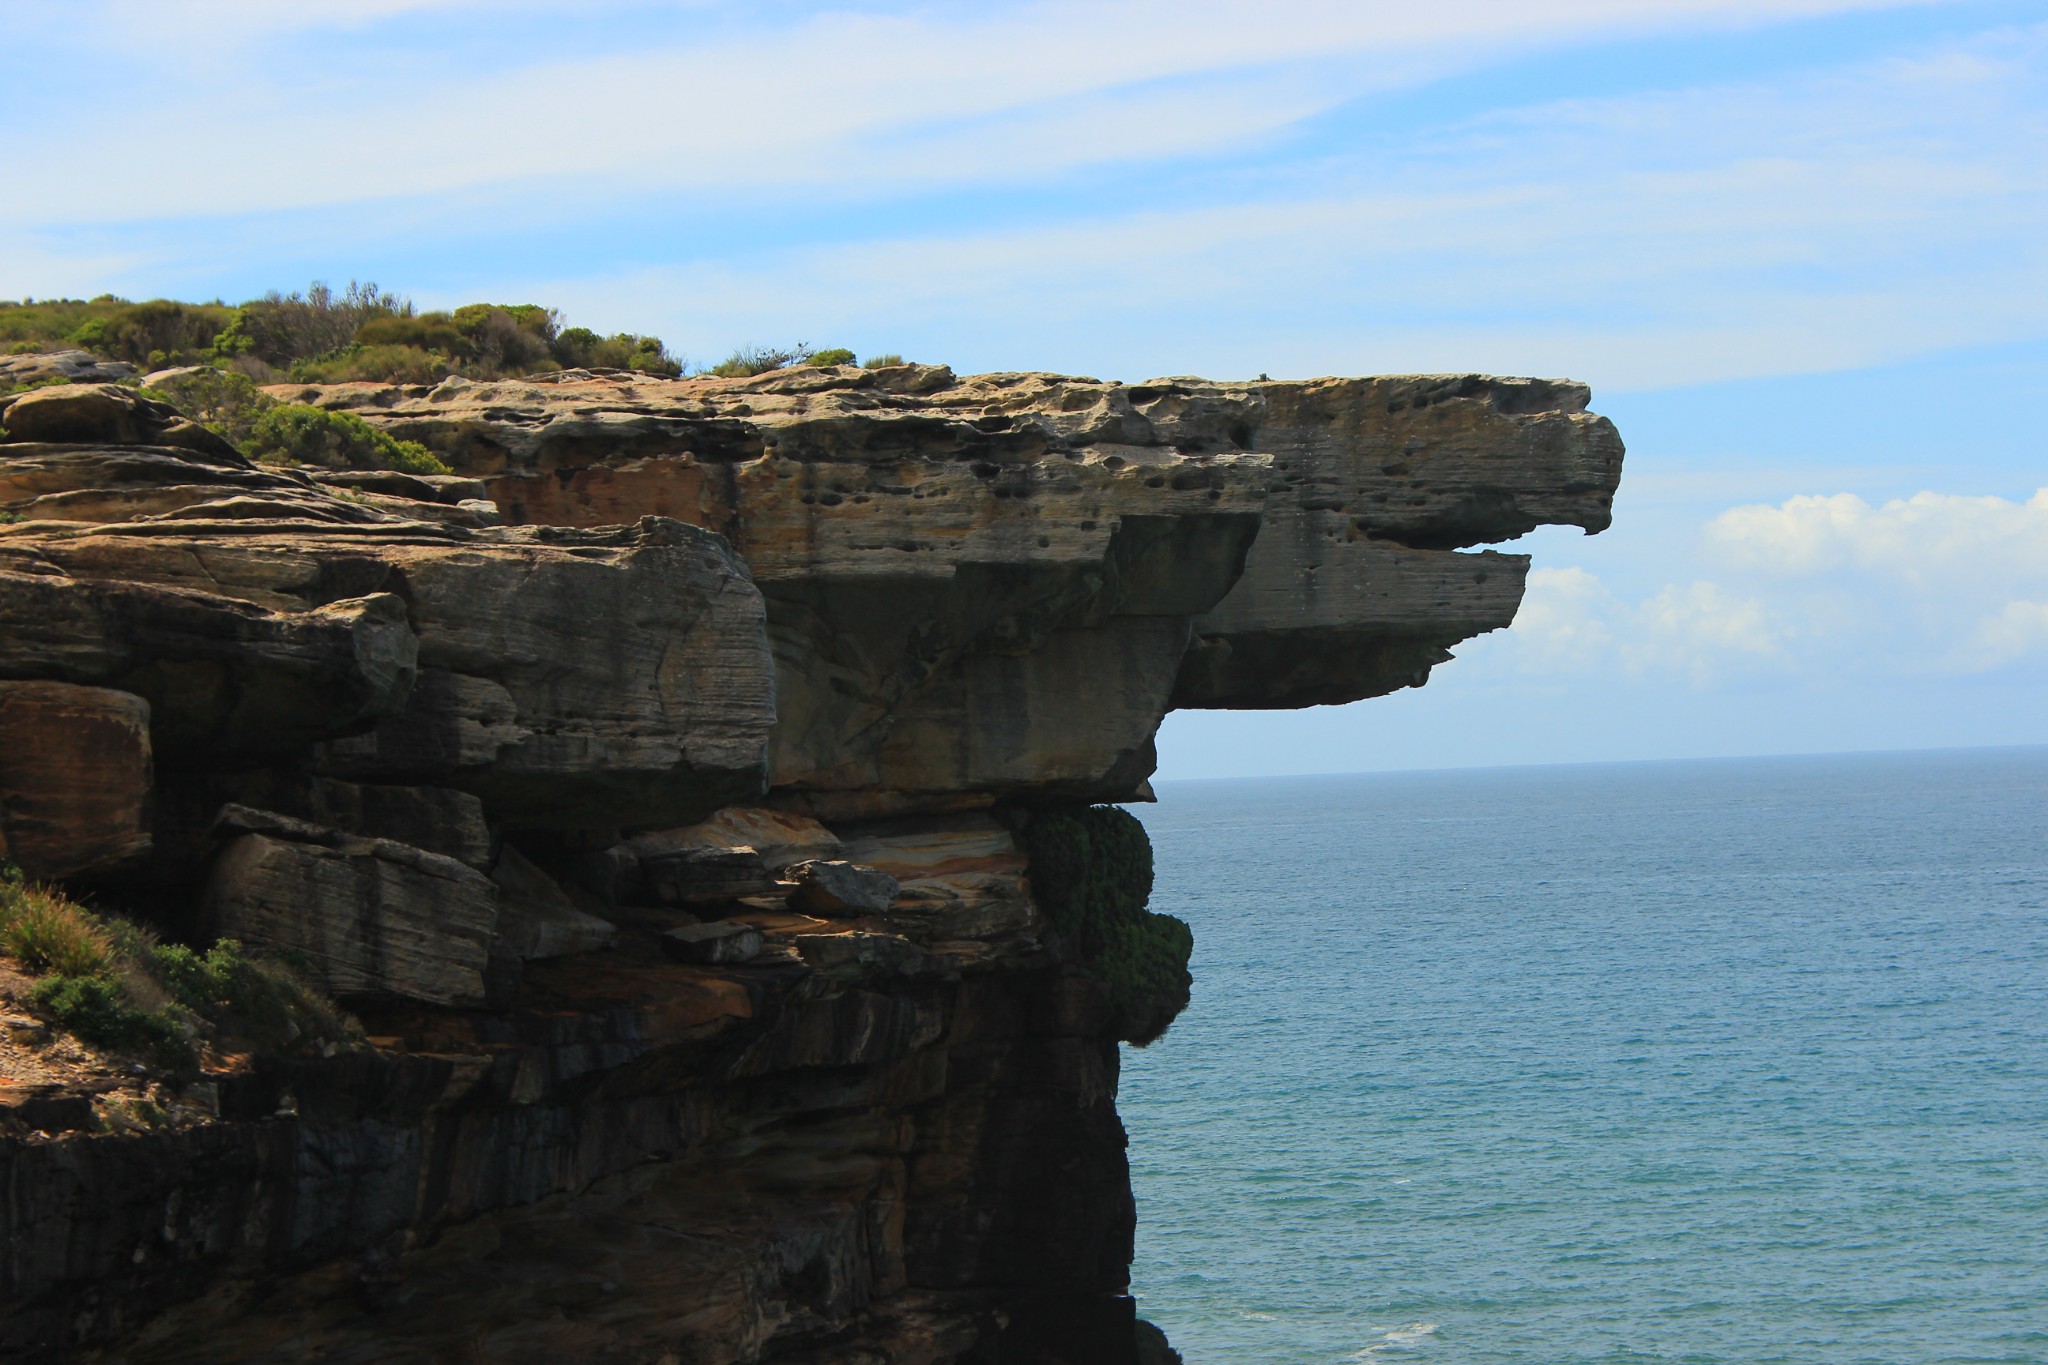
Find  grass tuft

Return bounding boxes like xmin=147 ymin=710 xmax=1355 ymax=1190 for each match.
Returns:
xmin=0 ymin=876 xmax=115 ymax=977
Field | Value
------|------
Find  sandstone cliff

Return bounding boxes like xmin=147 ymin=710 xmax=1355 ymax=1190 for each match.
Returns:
xmin=0 ymin=365 xmax=1620 ymax=1363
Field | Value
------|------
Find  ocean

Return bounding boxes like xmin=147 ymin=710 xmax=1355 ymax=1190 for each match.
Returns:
xmin=1121 ymin=747 xmax=2048 ymax=1364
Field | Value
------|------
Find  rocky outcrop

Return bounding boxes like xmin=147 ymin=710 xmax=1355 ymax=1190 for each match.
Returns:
xmin=0 ymin=368 xmax=1621 ymax=1363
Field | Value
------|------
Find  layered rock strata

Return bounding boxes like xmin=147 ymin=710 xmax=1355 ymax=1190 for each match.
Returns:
xmin=0 ymin=369 xmax=1620 ymax=1363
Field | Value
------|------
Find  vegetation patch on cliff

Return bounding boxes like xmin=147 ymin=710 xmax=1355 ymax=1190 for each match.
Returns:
xmin=1023 ymin=805 xmax=1194 ymax=1046
xmin=2 ymin=281 xmax=686 ymax=384
xmin=0 ymin=863 xmax=359 ymax=1073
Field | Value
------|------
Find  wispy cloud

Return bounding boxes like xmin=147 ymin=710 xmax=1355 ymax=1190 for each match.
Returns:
xmin=0 ymin=0 xmax=1951 ymax=224
xmin=469 ymin=18 xmax=2048 ymax=386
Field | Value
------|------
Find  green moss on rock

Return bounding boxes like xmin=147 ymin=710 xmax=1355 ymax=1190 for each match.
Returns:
xmin=1023 ymin=805 xmax=1192 ymax=1046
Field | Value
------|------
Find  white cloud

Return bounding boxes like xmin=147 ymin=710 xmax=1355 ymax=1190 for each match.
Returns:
xmin=1627 ymin=580 xmax=1786 ymax=680
xmin=1502 ymin=567 xmax=1619 ymax=674
xmin=1495 ymin=486 xmax=2048 ymax=685
xmin=1970 ymin=600 xmax=2048 ymax=668
xmin=1707 ymin=488 xmax=2048 ymax=586
xmin=1501 ymin=567 xmax=1782 ymax=684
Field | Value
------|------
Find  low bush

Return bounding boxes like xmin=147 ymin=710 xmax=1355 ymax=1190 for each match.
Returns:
xmin=355 ymin=311 xmax=467 ymax=355
xmin=807 ymin=347 xmax=857 ymax=367
xmin=245 ymin=403 xmax=451 ymax=475
xmin=1 ymin=862 xmax=358 ymax=1071
xmin=1022 ymin=805 xmax=1192 ymax=1046
xmin=66 ymin=298 xmax=239 ymax=368
xmin=30 ymin=973 xmax=188 ymax=1063
xmin=549 ymin=326 xmax=684 ymax=376
xmin=7 ymin=286 xmax=696 ymax=382
xmin=213 ymin=281 xmax=409 ymax=369
xmin=143 ymin=366 xmax=277 ymax=446
xmin=289 ymin=343 xmax=456 ymax=386
xmin=861 ymin=353 xmax=905 ymax=369
xmin=710 ymin=343 xmax=814 ymax=378
xmin=151 ymin=939 xmax=354 ymax=1053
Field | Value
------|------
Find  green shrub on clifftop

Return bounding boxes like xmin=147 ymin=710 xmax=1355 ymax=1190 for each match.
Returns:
xmin=245 ymin=403 xmax=451 ymax=475
xmin=1024 ymin=805 xmax=1192 ymax=1046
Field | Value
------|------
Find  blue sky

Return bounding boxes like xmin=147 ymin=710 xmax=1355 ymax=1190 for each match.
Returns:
xmin=5 ymin=0 xmax=2044 ymax=778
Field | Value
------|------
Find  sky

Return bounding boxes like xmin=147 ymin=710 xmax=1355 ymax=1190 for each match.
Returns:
xmin=3 ymin=0 xmax=2043 ymax=779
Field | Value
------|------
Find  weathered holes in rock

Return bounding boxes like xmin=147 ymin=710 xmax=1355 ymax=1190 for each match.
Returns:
xmin=1144 ymin=476 xmax=1165 ymax=488
xmin=816 ymin=492 xmax=845 ymax=507
xmin=1474 ymin=569 xmax=1489 ymax=584
xmin=1371 ymin=494 xmax=1389 ymax=504
xmin=1207 ymin=489 xmax=1222 ymax=501
xmin=1379 ymin=462 xmax=1411 ymax=477
xmin=1037 ymin=536 xmax=1051 ymax=548
xmin=970 ymin=461 xmax=1001 ymax=480
xmin=1228 ymin=421 xmax=1256 ymax=448
xmin=1080 ymin=520 xmax=1098 ymax=531
xmin=1385 ymin=399 xmax=1407 ymax=413
xmin=1102 ymin=455 xmax=1127 ymax=470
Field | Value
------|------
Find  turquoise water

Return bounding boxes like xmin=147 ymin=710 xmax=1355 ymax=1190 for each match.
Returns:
xmin=1122 ymin=748 xmax=2048 ymax=1364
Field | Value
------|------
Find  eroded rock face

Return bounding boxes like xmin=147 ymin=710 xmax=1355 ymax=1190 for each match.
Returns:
xmin=0 ymin=362 xmax=1621 ymax=1364
xmin=0 ymin=681 xmax=152 ymax=880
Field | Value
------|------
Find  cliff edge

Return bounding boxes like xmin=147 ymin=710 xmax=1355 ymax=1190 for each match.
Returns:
xmin=0 ymin=364 xmax=1621 ymax=1363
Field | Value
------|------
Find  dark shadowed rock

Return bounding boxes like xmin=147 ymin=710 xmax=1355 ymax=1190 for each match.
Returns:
xmin=0 ymin=680 xmax=152 ymax=880
xmin=659 ymin=918 xmax=764 ymax=964
xmin=786 ymin=858 xmax=900 ymax=915
xmin=200 ymin=809 xmax=497 ymax=1006
xmin=489 ymin=844 xmax=617 ymax=960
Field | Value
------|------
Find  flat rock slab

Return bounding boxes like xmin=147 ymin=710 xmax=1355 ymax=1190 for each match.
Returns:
xmin=641 ymin=846 xmax=781 ymax=906
xmin=202 ymin=820 xmax=497 ymax=1007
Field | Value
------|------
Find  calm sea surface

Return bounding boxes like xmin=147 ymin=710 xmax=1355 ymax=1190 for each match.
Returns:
xmin=1121 ymin=748 xmax=2048 ymax=1364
